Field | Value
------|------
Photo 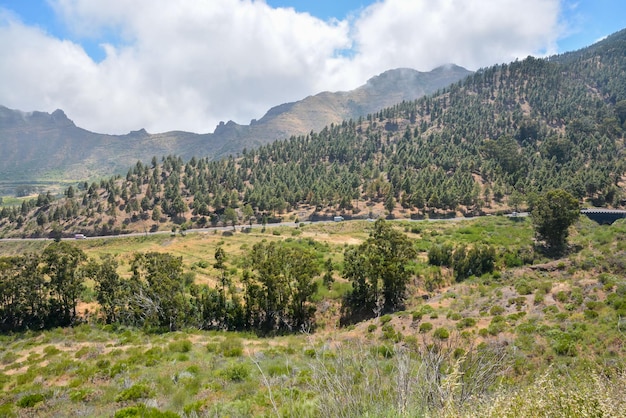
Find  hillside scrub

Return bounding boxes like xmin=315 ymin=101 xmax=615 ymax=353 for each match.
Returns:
xmin=0 ymin=215 xmax=625 ymax=415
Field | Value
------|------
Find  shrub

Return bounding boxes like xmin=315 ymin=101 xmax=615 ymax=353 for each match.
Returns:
xmin=220 ymin=337 xmax=244 ymax=357
xmin=551 ymin=332 xmax=578 ymax=356
xmin=70 ymin=389 xmax=92 ymax=402
xmin=168 ymin=340 xmax=192 ymax=353
xmin=17 ymin=393 xmax=46 ymax=408
xmin=543 ymin=305 xmax=559 ymax=314
xmin=448 ymin=312 xmax=462 ymax=321
xmin=488 ymin=316 xmax=506 ymax=336
xmin=115 ymin=383 xmax=153 ymax=402
xmin=367 ymin=324 xmax=377 ymax=333
xmin=503 ymin=252 xmax=523 ymax=267
xmin=373 ymin=344 xmax=394 ymax=358
xmin=114 ymin=405 xmax=180 ymax=418
xmin=196 ymin=260 xmax=209 ymax=268
xmin=43 ymin=345 xmax=61 ymax=357
xmin=456 ymin=317 xmax=477 ymax=329
xmin=555 ymin=290 xmax=569 ymax=303
xmin=379 ymin=314 xmax=392 ymax=325
xmin=381 ymin=324 xmax=402 ymax=342
xmin=433 ymin=327 xmax=450 ymax=340
xmin=583 ymin=310 xmax=599 ymax=319
xmin=515 ymin=280 xmax=533 ymax=295
xmin=490 ymin=305 xmax=505 ymax=316
xmin=220 ymin=363 xmax=250 ymax=382
xmin=419 ymin=322 xmax=433 ymax=333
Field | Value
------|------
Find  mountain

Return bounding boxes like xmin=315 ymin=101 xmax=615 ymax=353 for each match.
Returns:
xmin=0 ymin=65 xmax=471 ymax=194
xmin=2 ymin=28 xmax=626 ymax=239
xmin=228 ymin=64 xmax=473 ymax=144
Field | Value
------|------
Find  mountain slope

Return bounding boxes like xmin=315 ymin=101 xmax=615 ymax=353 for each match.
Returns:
xmin=0 ymin=106 xmax=213 ymax=193
xmin=0 ymin=65 xmax=471 ymax=193
xmin=2 ymin=28 xmax=626 ymax=239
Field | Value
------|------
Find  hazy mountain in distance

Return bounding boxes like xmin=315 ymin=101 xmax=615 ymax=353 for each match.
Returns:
xmin=214 ymin=65 xmax=472 ymax=155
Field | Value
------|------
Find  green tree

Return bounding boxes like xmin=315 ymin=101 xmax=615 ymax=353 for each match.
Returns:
xmin=508 ymin=190 xmax=524 ymax=212
xmin=249 ymin=242 xmax=319 ymax=332
xmin=214 ymin=246 xmax=229 ymax=321
xmin=224 ymin=207 xmax=238 ymax=230
xmin=84 ymin=255 xmax=124 ymax=324
xmin=243 ymin=204 xmax=254 ymax=228
xmin=41 ymin=242 xmax=87 ymax=326
xmin=531 ymin=189 xmax=580 ymax=254
xmin=384 ymin=195 xmax=395 ymax=216
xmin=131 ymin=252 xmax=190 ymax=331
xmin=322 ymin=257 xmax=335 ymax=289
xmin=342 ymin=219 xmax=416 ymax=323
xmin=0 ymin=254 xmax=47 ymax=331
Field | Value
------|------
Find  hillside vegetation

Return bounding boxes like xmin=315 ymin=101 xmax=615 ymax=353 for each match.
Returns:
xmin=2 ymin=30 xmax=626 ymax=239
xmin=0 ymin=65 xmax=470 ymax=191
xmin=0 ymin=216 xmax=625 ymax=416
xmin=1 ymin=28 xmax=626 ymax=417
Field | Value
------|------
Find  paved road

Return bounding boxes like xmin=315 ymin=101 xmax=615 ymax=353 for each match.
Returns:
xmin=0 ymin=213 xmax=528 ymax=242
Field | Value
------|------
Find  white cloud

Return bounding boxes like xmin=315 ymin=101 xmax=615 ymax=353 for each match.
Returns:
xmin=0 ymin=0 xmax=564 ymax=134
xmin=349 ymin=0 xmax=562 ymax=75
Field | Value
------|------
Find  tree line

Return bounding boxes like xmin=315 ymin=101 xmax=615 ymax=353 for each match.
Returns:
xmin=1 ymin=191 xmax=582 ymax=334
xmin=0 ymin=220 xmax=432 ymax=333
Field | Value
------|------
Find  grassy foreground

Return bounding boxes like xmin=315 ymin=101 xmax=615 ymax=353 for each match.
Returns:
xmin=0 ymin=216 xmax=625 ymax=417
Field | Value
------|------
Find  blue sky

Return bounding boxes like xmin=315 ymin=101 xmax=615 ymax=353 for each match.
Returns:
xmin=0 ymin=0 xmax=625 ymax=134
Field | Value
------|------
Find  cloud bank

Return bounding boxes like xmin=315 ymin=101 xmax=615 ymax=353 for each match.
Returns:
xmin=0 ymin=0 xmax=564 ymax=134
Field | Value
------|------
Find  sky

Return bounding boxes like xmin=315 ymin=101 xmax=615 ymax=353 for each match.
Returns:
xmin=0 ymin=0 xmax=625 ymax=135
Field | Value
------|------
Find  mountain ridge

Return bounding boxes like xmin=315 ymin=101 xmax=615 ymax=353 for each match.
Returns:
xmin=0 ymin=65 xmax=472 ymax=193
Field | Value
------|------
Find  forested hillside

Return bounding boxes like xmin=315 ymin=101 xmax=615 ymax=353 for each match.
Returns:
xmin=0 ymin=66 xmax=470 ymax=192
xmin=2 ymin=29 xmax=626 ymax=239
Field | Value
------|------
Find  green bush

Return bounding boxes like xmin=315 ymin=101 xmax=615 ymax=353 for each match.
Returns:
xmin=367 ymin=324 xmax=377 ymax=333
xmin=543 ymin=305 xmax=559 ymax=314
xmin=555 ymin=290 xmax=569 ymax=303
xmin=115 ymin=383 xmax=153 ymax=402
xmin=515 ymin=280 xmax=533 ymax=295
xmin=456 ymin=317 xmax=477 ymax=329
xmin=419 ymin=322 xmax=433 ymax=333
xmin=168 ymin=340 xmax=192 ymax=353
xmin=490 ymin=305 xmax=505 ymax=316
xmin=433 ymin=327 xmax=450 ymax=340
xmin=373 ymin=344 xmax=394 ymax=358
xmin=448 ymin=312 xmax=462 ymax=321
xmin=43 ymin=345 xmax=61 ymax=357
xmin=70 ymin=388 xmax=92 ymax=402
xmin=381 ymin=324 xmax=402 ymax=342
xmin=551 ymin=332 xmax=578 ymax=356
xmin=220 ymin=337 xmax=244 ymax=357
xmin=488 ymin=316 xmax=506 ymax=335
xmin=220 ymin=363 xmax=250 ymax=382
xmin=17 ymin=393 xmax=46 ymax=408
xmin=114 ymin=405 xmax=180 ymax=418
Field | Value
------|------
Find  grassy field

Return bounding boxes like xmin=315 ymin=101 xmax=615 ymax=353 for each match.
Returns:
xmin=0 ymin=216 xmax=625 ymax=417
